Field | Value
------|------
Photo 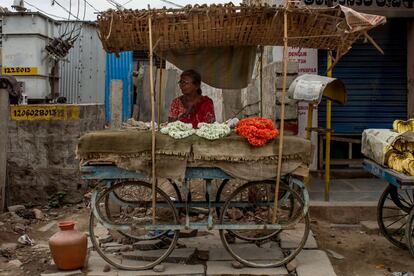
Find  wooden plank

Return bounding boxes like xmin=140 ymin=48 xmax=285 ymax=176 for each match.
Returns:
xmin=363 ymin=159 xmax=414 ymax=186
xmin=320 ymin=135 xmax=361 ymax=144
xmin=0 ymin=89 xmax=8 ymax=212
xmin=322 ymin=159 xmax=363 ymax=166
xmin=109 ymin=80 xmax=123 ymax=129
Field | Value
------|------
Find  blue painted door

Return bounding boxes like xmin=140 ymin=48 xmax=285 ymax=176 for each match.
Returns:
xmin=318 ymin=18 xmax=407 ymax=134
xmin=105 ymin=51 xmax=133 ymax=122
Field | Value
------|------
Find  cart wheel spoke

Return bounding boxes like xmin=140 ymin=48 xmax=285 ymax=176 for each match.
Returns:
xmin=89 ymin=180 xmax=179 ymax=270
xmin=216 ymin=180 xmax=295 ymax=242
xmin=404 ymin=190 xmax=413 ymax=205
xmin=382 ymin=214 xmax=406 ymax=219
xmin=377 ymin=185 xmax=411 ymax=250
xmin=219 ymin=180 xmax=309 ymax=268
xmin=385 ymin=215 xmax=407 ymax=228
xmin=406 ymin=208 xmax=414 ymax=256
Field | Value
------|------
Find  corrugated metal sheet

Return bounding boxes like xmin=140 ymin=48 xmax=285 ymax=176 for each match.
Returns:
xmin=59 ymin=22 xmax=106 ymax=103
xmin=105 ymin=52 xmax=133 ymax=121
xmin=318 ymin=18 xmax=407 ymax=134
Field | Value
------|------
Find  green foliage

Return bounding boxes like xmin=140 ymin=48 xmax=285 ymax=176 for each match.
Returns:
xmin=48 ymin=192 xmax=66 ymax=208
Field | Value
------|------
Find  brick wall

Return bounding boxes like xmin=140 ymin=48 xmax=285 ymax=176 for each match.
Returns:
xmin=6 ymin=104 xmax=105 ymax=205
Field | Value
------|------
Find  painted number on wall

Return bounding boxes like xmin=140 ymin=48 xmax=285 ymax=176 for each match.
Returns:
xmin=10 ymin=105 xmax=80 ymax=121
xmin=1 ymin=67 xmax=38 ymax=75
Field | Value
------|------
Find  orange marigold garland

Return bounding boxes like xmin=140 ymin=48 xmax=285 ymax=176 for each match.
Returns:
xmin=235 ymin=117 xmax=279 ymax=146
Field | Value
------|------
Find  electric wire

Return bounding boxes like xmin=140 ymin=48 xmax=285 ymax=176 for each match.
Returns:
xmin=84 ymin=0 xmax=99 ymax=12
xmin=122 ymin=0 xmax=133 ymax=5
xmin=53 ymin=0 xmax=81 ymax=20
xmin=105 ymin=0 xmax=119 ymax=8
xmin=71 ymin=0 xmax=88 ymax=42
xmin=107 ymin=0 xmax=125 ymax=9
xmin=68 ymin=0 xmax=81 ymax=39
xmin=23 ymin=1 xmax=69 ymax=20
xmin=60 ymin=0 xmax=72 ymax=38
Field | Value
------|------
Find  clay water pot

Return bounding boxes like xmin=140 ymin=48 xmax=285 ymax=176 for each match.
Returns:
xmin=49 ymin=221 xmax=87 ymax=270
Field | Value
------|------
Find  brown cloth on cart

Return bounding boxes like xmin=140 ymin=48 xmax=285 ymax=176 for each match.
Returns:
xmin=159 ymin=46 xmax=256 ymax=89
xmin=77 ymin=130 xmax=312 ymax=180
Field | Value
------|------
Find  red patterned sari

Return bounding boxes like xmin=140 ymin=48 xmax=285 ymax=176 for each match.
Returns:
xmin=168 ymin=95 xmax=215 ymax=128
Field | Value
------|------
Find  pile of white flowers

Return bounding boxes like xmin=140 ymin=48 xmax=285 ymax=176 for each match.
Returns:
xmin=196 ymin=122 xmax=231 ymax=140
xmin=161 ymin=121 xmax=231 ymax=140
xmin=160 ymin=121 xmax=195 ymax=139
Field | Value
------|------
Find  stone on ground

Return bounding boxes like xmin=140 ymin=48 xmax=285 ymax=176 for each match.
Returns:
xmin=40 ymin=269 xmax=83 ymax=276
xmin=325 ymin=249 xmax=345 ymax=260
xmin=286 ymin=258 xmax=298 ymax=272
xmin=179 ymin=229 xmax=198 ymax=238
xmin=206 ymin=261 xmax=288 ymax=276
xmin=0 ymin=243 xmax=19 ymax=251
xmin=179 ymin=232 xmax=223 ymax=252
xmin=360 ymin=220 xmax=379 ymax=234
xmin=87 ymin=259 xmax=204 ymax=276
xmin=7 ymin=205 xmax=25 ymax=212
xmin=296 ymin=250 xmax=337 ymax=276
xmin=122 ymin=247 xmax=196 ymax=264
xmin=209 ymin=244 xmax=283 ymax=261
xmin=133 ymin=239 xmax=169 ymax=251
xmin=8 ymin=259 xmax=22 ymax=267
xmin=280 ymin=226 xmax=317 ymax=249
xmin=38 ymin=221 xmax=57 ymax=232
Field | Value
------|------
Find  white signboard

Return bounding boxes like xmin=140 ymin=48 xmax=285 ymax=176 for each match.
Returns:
xmin=272 ymin=46 xmax=319 ymax=170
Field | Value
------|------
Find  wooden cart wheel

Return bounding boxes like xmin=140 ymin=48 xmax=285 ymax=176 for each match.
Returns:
xmin=89 ymin=180 xmax=179 ymax=270
xmin=377 ymin=185 xmax=413 ymax=249
xmin=216 ymin=179 xmax=295 ymax=242
xmin=219 ymin=181 xmax=309 ymax=268
xmin=104 ymin=179 xmax=182 ymax=240
xmin=406 ymin=203 xmax=414 ymax=256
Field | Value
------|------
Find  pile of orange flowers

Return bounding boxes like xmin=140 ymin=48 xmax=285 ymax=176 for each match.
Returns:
xmin=235 ymin=117 xmax=279 ymax=147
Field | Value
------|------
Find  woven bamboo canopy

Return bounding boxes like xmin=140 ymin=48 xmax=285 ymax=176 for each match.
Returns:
xmin=97 ymin=3 xmax=386 ymax=56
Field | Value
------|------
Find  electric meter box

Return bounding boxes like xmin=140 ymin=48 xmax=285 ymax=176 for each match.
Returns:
xmin=1 ymin=12 xmax=60 ymax=100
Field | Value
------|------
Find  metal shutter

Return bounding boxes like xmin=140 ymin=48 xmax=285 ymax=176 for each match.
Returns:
xmin=318 ymin=18 xmax=407 ymax=134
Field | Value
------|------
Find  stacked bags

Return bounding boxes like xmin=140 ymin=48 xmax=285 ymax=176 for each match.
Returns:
xmin=386 ymin=121 xmax=414 ymax=176
xmin=362 ymin=119 xmax=414 ymax=176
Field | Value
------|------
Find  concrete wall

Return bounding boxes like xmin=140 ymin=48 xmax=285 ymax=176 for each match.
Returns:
xmin=241 ymin=61 xmax=299 ymax=121
xmin=6 ymin=104 xmax=105 ymax=205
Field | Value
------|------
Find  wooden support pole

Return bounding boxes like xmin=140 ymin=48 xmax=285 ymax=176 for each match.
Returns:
xmin=272 ymin=8 xmax=288 ymax=224
xmin=306 ymin=104 xmax=313 ymax=140
xmin=304 ymin=103 xmax=313 ymax=187
xmin=148 ymin=7 xmax=157 ymax=224
xmin=0 ymin=89 xmax=9 ymax=212
xmin=157 ymin=56 xmax=163 ymax=128
xmin=325 ymin=51 xmax=333 ymax=202
xmin=260 ymin=46 xmax=264 ymax=117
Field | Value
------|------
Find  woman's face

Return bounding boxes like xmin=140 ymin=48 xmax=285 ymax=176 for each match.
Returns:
xmin=179 ymin=75 xmax=198 ymax=96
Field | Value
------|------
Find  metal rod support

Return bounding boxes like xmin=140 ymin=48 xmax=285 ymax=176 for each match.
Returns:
xmin=325 ymin=51 xmax=333 ymax=202
xmin=272 ymin=8 xmax=289 ymax=224
xmin=0 ymin=89 xmax=9 ymax=212
xmin=148 ymin=6 xmax=157 ymax=223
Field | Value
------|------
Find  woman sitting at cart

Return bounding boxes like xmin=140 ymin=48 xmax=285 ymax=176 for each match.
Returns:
xmin=168 ymin=69 xmax=215 ymax=128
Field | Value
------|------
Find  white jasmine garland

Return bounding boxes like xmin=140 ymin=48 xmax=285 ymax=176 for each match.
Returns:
xmin=160 ymin=121 xmax=195 ymax=139
xmin=196 ymin=122 xmax=231 ymax=140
